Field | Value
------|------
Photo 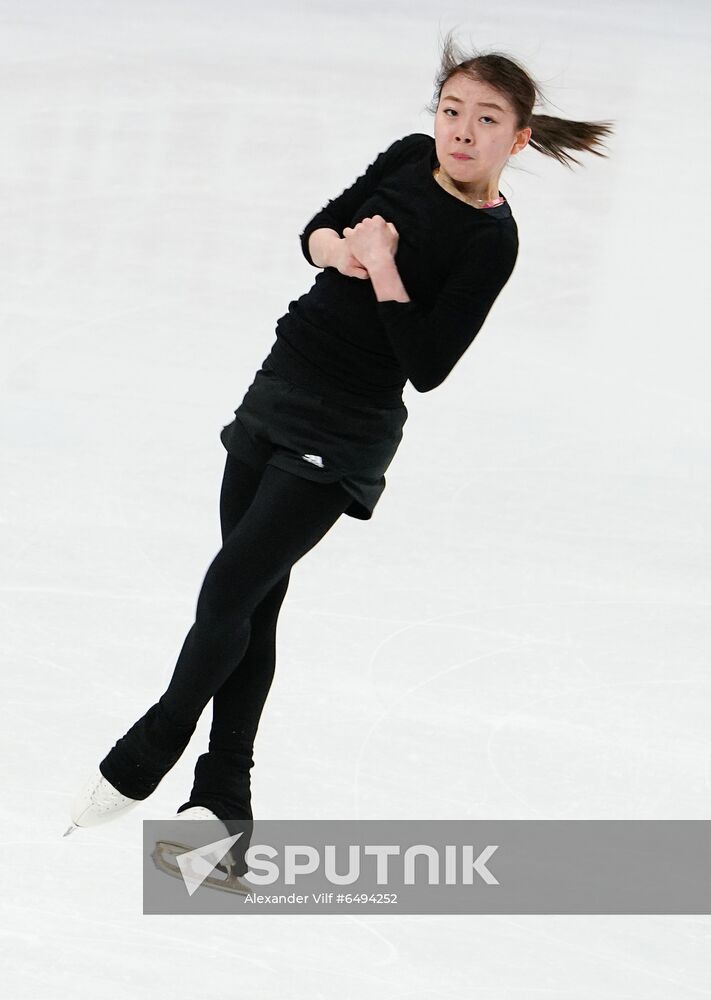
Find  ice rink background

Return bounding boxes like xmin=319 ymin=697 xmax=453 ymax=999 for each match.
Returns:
xmin=2 ymin=0 xmax=710 ymax=995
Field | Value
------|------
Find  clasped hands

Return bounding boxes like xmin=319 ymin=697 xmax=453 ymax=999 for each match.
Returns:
xmin=338 ymin=215 xmax=399 ymax=280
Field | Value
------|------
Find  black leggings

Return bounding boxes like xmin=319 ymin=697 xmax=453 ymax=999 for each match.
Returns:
xmin=99 ymin=449 xmax=353 ymax=821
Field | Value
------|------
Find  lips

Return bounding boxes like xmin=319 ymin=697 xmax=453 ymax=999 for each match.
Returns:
xmin=452 ymin=153 xmax=472 ymax=160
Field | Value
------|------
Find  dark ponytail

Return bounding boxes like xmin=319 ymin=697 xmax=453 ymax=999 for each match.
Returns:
xmin=425 ymin=28 xmax=615 ymax=169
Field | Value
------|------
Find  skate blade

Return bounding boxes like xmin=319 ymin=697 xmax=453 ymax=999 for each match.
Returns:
xmin=151 ymin=839 xmax=251 ymax=896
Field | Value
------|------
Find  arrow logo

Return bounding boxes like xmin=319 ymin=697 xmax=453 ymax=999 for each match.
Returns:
xmin=174 ymin=834 xmax=244 ymax=896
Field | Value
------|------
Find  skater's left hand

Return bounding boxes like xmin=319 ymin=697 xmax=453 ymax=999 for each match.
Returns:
xmin=342 ymin=216 xmax=399 ymax=269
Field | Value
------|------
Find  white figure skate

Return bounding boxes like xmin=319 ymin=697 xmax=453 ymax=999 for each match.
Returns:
xmin=151 ymin=806 xmax=251 ymax=895
xmin=63 ymin=770 xmax=140 ymax=836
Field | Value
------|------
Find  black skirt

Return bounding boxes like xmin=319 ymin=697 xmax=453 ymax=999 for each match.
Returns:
xmin=219 ymin=361 xmax=409 ymax=521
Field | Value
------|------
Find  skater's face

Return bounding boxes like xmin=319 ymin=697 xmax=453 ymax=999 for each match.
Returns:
xmin=434 ymin=74 xmax=531 ymax=193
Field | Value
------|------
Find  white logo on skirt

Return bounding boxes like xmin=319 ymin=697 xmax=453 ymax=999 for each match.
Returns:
xmin=302 ymin=454 xmax=324 ymax=468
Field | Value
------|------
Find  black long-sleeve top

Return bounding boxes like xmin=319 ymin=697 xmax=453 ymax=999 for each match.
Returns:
xmin=263 ymin=132 xmax=519 ymax=407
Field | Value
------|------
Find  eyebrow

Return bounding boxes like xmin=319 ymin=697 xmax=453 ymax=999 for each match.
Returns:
xmin=441 ymin=95 xmax=509 ymax=114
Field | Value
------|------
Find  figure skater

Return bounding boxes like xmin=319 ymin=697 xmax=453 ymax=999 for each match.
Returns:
xmin=66 ymin=33 xmax=614 ymax=876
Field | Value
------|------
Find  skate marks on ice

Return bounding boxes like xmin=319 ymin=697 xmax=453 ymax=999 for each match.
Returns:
xmin=349 ymin=600 xmax=711 ymax=819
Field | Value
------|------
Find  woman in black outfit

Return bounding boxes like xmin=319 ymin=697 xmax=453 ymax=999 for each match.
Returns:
xmin=67 ymin=35 xmax=613 ymax=872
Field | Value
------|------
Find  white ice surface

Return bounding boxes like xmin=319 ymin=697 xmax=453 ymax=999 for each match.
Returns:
xmin=2 ymin=0 xmax=711 ymax=996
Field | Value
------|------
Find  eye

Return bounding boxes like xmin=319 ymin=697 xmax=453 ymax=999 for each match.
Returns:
xmin=443 ymin=108 xmax=497 ymax=124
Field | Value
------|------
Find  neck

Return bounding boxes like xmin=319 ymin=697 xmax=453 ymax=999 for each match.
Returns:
xmin=434 ymin=166 xmax=500 ymax=206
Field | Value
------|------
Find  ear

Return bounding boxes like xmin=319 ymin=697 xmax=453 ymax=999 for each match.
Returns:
xmin=513 ymin=127 xmax=532 ymax=153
